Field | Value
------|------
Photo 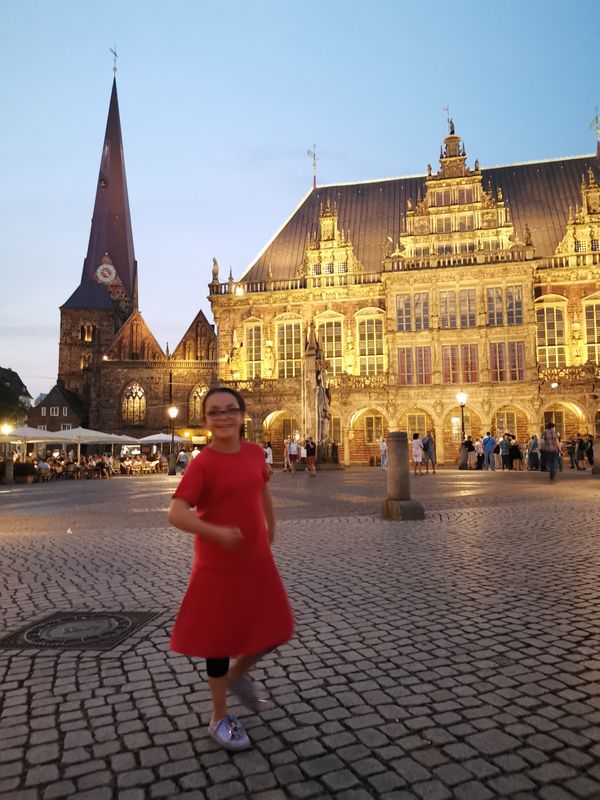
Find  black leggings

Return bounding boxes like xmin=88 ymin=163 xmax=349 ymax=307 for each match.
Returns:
xmin=206 ymin=658 xmax=230 ymax=678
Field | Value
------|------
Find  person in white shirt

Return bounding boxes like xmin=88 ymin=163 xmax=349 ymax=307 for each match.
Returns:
xmin=379 ymin=438 xmax=387 ymax=470
xmin=412 ymin=432 xmax=424 ymax=475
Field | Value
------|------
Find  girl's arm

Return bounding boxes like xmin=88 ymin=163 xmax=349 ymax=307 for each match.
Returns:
xmin=262 ymin=484 xmax=276 ymax=544
xmin=168 ymin=497 xmax=243 ymax=551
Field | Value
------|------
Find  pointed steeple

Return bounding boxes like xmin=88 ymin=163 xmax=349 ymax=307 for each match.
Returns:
xmin=80 ymin=78 xmax=138 ymax=308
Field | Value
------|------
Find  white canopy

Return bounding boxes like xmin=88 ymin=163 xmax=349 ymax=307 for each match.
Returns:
xmin=0 ymin=426 xmax=67 ymax=444
xmin=137 ymin=432 xmax=187 ymax=444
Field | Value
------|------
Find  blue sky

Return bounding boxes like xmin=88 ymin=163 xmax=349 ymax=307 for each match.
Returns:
xmin=1 ymin=0 xmax=598 ymax=401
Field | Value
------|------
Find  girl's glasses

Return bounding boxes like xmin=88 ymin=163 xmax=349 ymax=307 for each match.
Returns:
xmin=205 ymin=408 xmax=242 ymax=419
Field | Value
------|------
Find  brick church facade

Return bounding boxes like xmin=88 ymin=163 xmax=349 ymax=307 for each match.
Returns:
xmin=33 ymin=80 xmax=600 ymax=464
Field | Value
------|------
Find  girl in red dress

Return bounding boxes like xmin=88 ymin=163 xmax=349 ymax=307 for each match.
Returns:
xmin=168 ymin=387 xmax=294 ymax=751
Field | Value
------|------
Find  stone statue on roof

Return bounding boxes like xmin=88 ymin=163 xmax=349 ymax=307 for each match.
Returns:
xmin=211 ymin=257 xmax=219 ymax=282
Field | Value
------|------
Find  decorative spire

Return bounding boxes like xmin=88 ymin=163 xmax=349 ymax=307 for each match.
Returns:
xmin=307 ymin=143 xmax=318 ymax=191
xmin=81 ymin=78 xmax=138 ymax=308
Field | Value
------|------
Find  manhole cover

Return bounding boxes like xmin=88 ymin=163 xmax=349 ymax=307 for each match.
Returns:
xmin=0 ymin=611 xmax=161 ymax=651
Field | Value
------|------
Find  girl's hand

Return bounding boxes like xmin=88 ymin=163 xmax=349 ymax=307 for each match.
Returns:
xmin=216 ymin=526 xmax=244 ymax=551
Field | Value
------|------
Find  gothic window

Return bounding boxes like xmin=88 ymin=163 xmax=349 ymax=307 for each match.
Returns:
xmin=396 ymin=294 xmax=411 ymax=332
xmin=121 ymin=382 xmax=146 ymax=425
xmin=508 ymin=341 xmax=526 ymax=380
xmin=80 ymin=324 xmax=95 ymax=342
xmin=487 ymin=287 xmax=504 ymax=326
xmin=585 ymin=303 xmax=600 ymax=363
xmin=245 ymin=324 xmax=262 ymax=378
xmin=442 ymin=345 xmax=459 ymax=384
xmin=490 ymin=342 xmax=507 ymax=381
xmin=364 ymin=415 xmax=383 ymax=444
xmin=331 ymin=416 xmax=341 ymax=444
xmin=595 ymin=411 xmax=600 ymax=437
xmin=440 ymin=291 xmax=457 ymax=329
xmin=461 ymin=344 xmax=478 ymax=383
xmin=506 ymin=285 xmax=523 ymax=325
xmin=537 ymin=305 xmax=566 ymax=368
xmin=544 ymin=411 xmax=565 ymax=437
xmin=277 ymin=321 xmax=302 ymax=378
xmin=189 ymin=385 xmax=208 ymax=424
xmin=80 ymin=353 xmax=92 ymax=369
xmin=459 ymin=289 xmax=476 ymax=328
xmin=414 ymin=292 xmax=430 ymax=330
xmin=407 ymin=414 xmax=426 ymax=436
xmin=451 ymin=413 xmax=471 ymax=442
xmin=398 ymin=348 xmax=414 ymax=385
xmin=318 ymin=320 xmax=343 ymax=375
xmin=357 ymin=318 xmax=384 ymax=375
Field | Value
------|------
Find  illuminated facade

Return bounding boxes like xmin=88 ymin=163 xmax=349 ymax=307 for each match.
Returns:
xmin=40 ymin=80 xmax=600 ymax=463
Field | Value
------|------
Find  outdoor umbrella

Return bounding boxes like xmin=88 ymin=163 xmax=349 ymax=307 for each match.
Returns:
xmin=137 ymin=433 xmax=187 ymax=444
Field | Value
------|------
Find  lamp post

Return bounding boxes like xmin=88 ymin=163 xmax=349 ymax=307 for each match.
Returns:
xmin=456 ymin=392 xmax=468 ymax=470
xmin=168 ymin=405 xmax=179 ymax=476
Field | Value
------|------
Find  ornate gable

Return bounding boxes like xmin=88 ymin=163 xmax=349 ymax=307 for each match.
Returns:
xmin=555 ymin=167 xmax=600 ymax=255
xmin=172 ymin=310 xmax=217 ymax=362
xmin=102 ymin=310 xmax=166 ymax=361
xmin=392 ymin=124 xmax=523 ymax=263
xmin=297 ymin=198 xmax=363 ymax=278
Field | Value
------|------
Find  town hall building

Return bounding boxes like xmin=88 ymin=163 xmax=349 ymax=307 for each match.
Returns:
xmin=29 ymin=79 xmax=600 ymax=464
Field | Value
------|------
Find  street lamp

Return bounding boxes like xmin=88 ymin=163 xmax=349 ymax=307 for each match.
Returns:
xmin=168 ymin=405 xmax=179 ymax=476
xmin=1 ymin=423 xmax=14 ymax=482
xmin=456 ymin=392 xmax=468 ymax=470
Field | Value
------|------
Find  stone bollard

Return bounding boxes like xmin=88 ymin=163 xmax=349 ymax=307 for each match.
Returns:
xmin=592 ymin=437 xmax=600 ymax=477
xmin=382 ymin=431 xmax=425 ymax=521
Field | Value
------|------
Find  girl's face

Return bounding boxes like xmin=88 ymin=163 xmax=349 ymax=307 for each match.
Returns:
xmin=203 ymin=392 xmax=243 ymax=445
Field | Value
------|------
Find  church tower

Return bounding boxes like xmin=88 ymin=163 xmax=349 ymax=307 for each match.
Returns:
xmin=58 ymin=78 xmax=138 ymax=405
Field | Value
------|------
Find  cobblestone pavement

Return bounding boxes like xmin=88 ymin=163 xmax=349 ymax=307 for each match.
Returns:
xmin=0 ymin=468 xmax=599 ymax=799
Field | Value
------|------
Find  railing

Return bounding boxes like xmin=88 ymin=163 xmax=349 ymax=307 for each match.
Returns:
xmin=209 ymin=270 xmax=383 ymax=296
xmin=537 ymin=252 xmax=600 ymax=271
xmin=538 ymin=365 xmax=600 ymax=383
xmin=384 ymin=247 xmax=531 ymax=273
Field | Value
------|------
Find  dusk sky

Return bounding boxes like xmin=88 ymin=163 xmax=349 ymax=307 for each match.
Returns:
xmin=2 ymin=0 xmax=599 ymax=403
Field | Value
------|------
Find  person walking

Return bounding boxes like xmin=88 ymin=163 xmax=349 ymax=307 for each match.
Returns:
xmin=168 ymin=387 xmax=294 ymax=752
xmin=264 ymin=441 xmax=273 ymax=475
xmin=482 ymin=432 xmax=496 ymax=471
xmin=575 ymin=433 xmax=587 ymax=470
xmin=305 ymin=436 xmax=317 ymax=476
xmin=287 ymin=439 xmax=299 ymax=473
xmin=282 ymin=438 xmax=291 ymax=472
xmin=528 ymin=434 xmax=540 ymax=470
xmin=421 ymin=430 xmax=436 ymax=474
xmin=412 ymin=432 xmax=424 ymax=475
xmin=379 ymin=438 xmax=388 ymax=470
xmin=539 ymin=421 xmax=560 ymax=480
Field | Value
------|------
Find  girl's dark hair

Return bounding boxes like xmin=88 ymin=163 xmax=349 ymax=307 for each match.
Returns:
xmin=202 ymin=387 xmax=246 ymax=438
xmin=413 ymin=432 xmax=419 ymax=439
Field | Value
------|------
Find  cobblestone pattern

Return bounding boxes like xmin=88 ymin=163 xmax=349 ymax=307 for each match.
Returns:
xmin=0 ymin=471 xmax=599 ymax=799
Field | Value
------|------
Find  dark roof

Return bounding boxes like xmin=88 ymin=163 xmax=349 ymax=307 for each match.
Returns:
xmin=36 ymin=383 xmax=85 ymax=419
xmin=0 ymin=367 xmax=32 ymax=399
xmin=242 ymin=153 xmax=599 ymax=283
xmin=60 ymin=281 xmax=115 ymax=311
xmin=80 ymin=78 xmax=137 ymax=305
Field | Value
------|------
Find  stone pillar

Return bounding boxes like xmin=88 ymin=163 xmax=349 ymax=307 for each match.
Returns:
xmin=343 ymin=428 xmax=351 ymax=466
xmin=382 ymin=431 xmax=425 ymax=521
xmin=592 ymin=436 xmax=600 ymax=477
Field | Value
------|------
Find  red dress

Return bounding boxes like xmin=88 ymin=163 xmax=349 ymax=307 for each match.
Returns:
xmin=169 ymin=441 xmax=294 ymax=658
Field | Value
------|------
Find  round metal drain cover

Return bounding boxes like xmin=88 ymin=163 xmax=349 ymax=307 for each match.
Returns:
xmin=23 ymin=613 xmax=132 ymax=647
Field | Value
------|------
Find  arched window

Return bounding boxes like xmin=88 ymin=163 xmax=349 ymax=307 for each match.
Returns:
xmin=189 ymin=385 xmax=208 ymax=424
xmin=584 ymin=300 xmax=600 ymax=363
xmin=122 ymin=382 xmax=146 ymax=425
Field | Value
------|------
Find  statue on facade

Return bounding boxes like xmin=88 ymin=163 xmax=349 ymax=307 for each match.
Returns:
xmin=316 ymin=362 xmax=331 ymax=445
xmin=211 ymin=257 xmax=219 ymax=282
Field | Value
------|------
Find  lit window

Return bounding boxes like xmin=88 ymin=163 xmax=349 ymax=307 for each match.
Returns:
xmin=189 ymin=385 xmax=208 ymax=424
xmin=575 ymin=240 xmax=587 ymax=253
xmin=415 ymin=347 xmax=432 ymax=384
xmin=414 ymin=293 xmax=430 ymax=330
xmin=508 ymin=341 xmax=526 ymax=381
xmin=442 ymin=345 xmax=459 ymax=384
xmin=461 ymin=344 xmax=478 ymax=383
xmin=536 ymin=305 xmax=566 ymax=368
xmin=585 ymin=303 xmax=600 ymax=363
xmin=496 ymin=412 xmax=516 ymax=434
xmin=544 ymin=411 xmax=565 ymax=438
xmin=246 ymin=324 xmax=262 ymax=378
xmin=365 ymin=415 xmax=383 ymax=444
xmin=398 ymin=348 xmax=414 ymax=385
xmin=506 ymin=285 xmax=523 ymax=325
xmin=358 ymin=318 xmax=384 ymax=375
xmin=318 ymin=320 xmax=343 ymax=375
xmin=122 ymin=382 xmax=146 ymax=425
xmin=459 ymin=289 xmax=476 ymax=328
xmin=487 ymin=287 xmax=504 ymax=326
xmin=396 ymin=294 xmax=411 ymax=332
xmin=490 ymin=342 xmax=507 ymax=382
xmin=277 ymin=322 xmax=302 ymax=378
xmin=407 ymin=414 xmax=426 ymax=436
xmin=440 ymin=291 xmax=457 ymax=329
